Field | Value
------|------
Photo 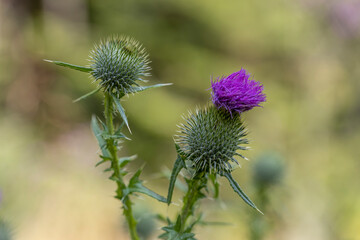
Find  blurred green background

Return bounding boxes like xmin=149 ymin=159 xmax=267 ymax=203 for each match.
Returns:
xmin=1 ymin=0 xmax=360 ymax=239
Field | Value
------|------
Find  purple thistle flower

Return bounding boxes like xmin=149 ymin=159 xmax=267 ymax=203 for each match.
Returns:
xmin=211 ymin=69 xmax=266 ymax=114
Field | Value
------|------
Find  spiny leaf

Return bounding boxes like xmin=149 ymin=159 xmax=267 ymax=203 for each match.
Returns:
xmin=185 ymin=214 xmax=203 ymax=233
xmin=44 ymin=59 xmax=92 ymax=73
xmin=102 ymin=132 xmax=130 ymax=141
xmin=119 ymin=155 xmax=137 ymax=168
xmin=95 ymin=160 xmax=106 ymax=167
xmin=73 ymin=88 xmax=101 ymax=103
xmin=128 ymin=168 xmax=142 ymax=186
xmin=162 ymin=169 xmax=187 ymax=192
xmin=209 ymin=174 xmax=219 ymax=199
xmin=91 ymin=115 xmax=110 ymax=158
xmin=174 ymin=215 xmax=181 ymax=231
xmin=223 ymin=172 xmax=263 ymax=214
xmin=167 ymin=155 xmax=185 ymax=205
xmin=130 ymin=83 xmax=172 ymax=94
xmin=95 ymin=155 xmax=112 ymax=167
xmin=122 ymin=169 xmax=167 ymax=203
xmin=114 ymin=123 xmax=125 ymax=135
xmin=111 ymin=94 xmax=131 ymax=133
xmin=128 ymin=184 xmax=167 ymax=203
xmin=97 ymin=117 xmax=108 ymax=131
xmin=159 ymin=225 xmax=196 ymax=240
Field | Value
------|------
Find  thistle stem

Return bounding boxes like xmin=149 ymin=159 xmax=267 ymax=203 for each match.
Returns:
xmin=104 ymin=93 xmax=139 ymax=240
xmin=179 ymin=176 xmax=205 ymax=232
xmin=250 ymin=187 xmax=268 ymax=240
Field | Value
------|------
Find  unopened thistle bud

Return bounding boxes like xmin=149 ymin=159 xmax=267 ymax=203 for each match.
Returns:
xmin=211 ymin=69 xmax=266 ymax=114
xmin=0 ymin=218 xmax=12 ymax=240
xmin=253 ymin=152 xmax=284 ymax=187
xmin=89 ymin=36 xmax=151 ymax=97
xmin=176 ymin=106 xmax=248 ymax=175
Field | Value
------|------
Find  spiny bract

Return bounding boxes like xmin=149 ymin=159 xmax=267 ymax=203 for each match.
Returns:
xmin=89 ymin=36 xmax=151 ymax=97
xmin=176 ymin=106 xmax=249 ymax=175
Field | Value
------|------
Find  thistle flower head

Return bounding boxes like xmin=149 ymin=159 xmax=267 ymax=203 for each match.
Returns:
xmin=211 ymin=69 xmax=266 ymax=114
xmin=89 ymin=36 xmax=151 ymax=97
xmin=176 ymin=106 xmax=248 ymax=175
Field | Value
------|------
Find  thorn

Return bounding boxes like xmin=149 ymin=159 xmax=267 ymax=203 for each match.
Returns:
xmin=256 ymin=207 xmax=264 ymax=215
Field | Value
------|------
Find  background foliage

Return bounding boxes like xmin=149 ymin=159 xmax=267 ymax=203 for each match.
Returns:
xmin=0 ymin=0 xmax=360 ymax=239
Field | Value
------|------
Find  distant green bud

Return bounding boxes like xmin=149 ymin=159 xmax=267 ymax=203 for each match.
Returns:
xmin=252 ymin=152 xmax=284 ymax=187
xmin=89 ymin=36 xmax=151 ymax=97
xmin=176 ymin=106 xmax=249 ymax=175
xmin=0 ymin=219 xmax=12 ymax=240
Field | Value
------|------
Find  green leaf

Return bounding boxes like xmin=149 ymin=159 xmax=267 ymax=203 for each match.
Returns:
xmin=174 ymin=215 xmax=182 ymax=231
xmin=73 ymin=88 xmax=101 ymax=103
xmin=44 ymin=59 xmax=92 ymax=72
xmin=178 ymin=233 xmax=196 ymax=240
xmin=167 ymin=155 xmax=185 ymax=205
xmin=95 ymin=155 xmax=112 ymax=167
xmin=129 ymin=184 xmax=167 ymax=203
xmin=111 ymin=94 xmax=131 ymax=133
xmin=114 ymin=124 xmax=125 ymax=135
xmin=159 ymin=215 xmax=197 ymax=240
xmin=127 ymin=168 xmax=142 ymax=186
xmin=91 ymin=115 xmax=110 ymax=158
xmin=102 ymin=132 xmax=130 ymax=141
xmin=223 ymin=172 xmax=263 ymax=214
xmin=95 ymin=160 xmax=106 ymax=167
xmin=118 ymin=155 xmax=137 ymax=168
xmin=130 ymin=83 xmax=172 ymax=94
xmin=122 ymin=169 xmax=167 ymax=203
xmin=159 ymin=226 xmax=196 ymax=240
xmin=162 ymin=169 xmax=187 ymax=192
xmin=209 ymin=174 xmax=219 ymax=199
xmin=185 ymin=214 xmax=202 ymax=233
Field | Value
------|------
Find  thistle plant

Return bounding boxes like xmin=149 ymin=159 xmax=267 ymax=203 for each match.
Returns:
xmin=249 ymin=153 xmax=284 ymax=240
xmin=46 ymin=36 xmax=170 ymax=240
xmin=46 ymin=36 xmax=268 ymax=239
xmin=161 ymin=69 xmax=266 ymax=239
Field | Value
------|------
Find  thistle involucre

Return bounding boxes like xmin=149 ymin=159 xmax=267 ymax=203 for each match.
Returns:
xmin=89 ymin=36 xmax=151 ymax=97
xmin=176 ymin=106 xmax=248 ymax=175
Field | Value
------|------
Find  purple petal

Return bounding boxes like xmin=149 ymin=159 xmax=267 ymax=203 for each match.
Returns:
xmin=211 ymin=69 xmax=266 ymax=114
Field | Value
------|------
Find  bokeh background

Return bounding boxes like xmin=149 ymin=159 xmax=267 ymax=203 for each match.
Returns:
xmin=1 ymin=0 xmax=360 ymax=239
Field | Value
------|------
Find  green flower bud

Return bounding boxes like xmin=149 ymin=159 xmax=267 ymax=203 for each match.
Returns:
xmin=0 ymin=219 xmax=12 ymax=240
xmin=176 ymin=106 xmax=249 ymax=175
xmin=252 ymin=152 xmax=284 ymax=187
xmin=89 ymin=36 xmax=151 ymax=97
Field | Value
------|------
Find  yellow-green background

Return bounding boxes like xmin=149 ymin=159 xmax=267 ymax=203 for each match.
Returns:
xmin=1 ymin=0 xmax=359 ymax=239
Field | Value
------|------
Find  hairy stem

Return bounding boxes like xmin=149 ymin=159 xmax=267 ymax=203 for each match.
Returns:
xmin=179 ymin=176 xmax=205 ymax=232
xmin=250 ymin=186 xmax=268 ymax=240
xmin=104 ymin=93 xmax=139 ymax=240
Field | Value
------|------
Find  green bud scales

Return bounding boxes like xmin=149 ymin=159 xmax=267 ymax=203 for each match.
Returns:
xmin=176 ymin=106 xmax=249 ymax=175
xmin=89 ymin=36 xmax=151 ymax=97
